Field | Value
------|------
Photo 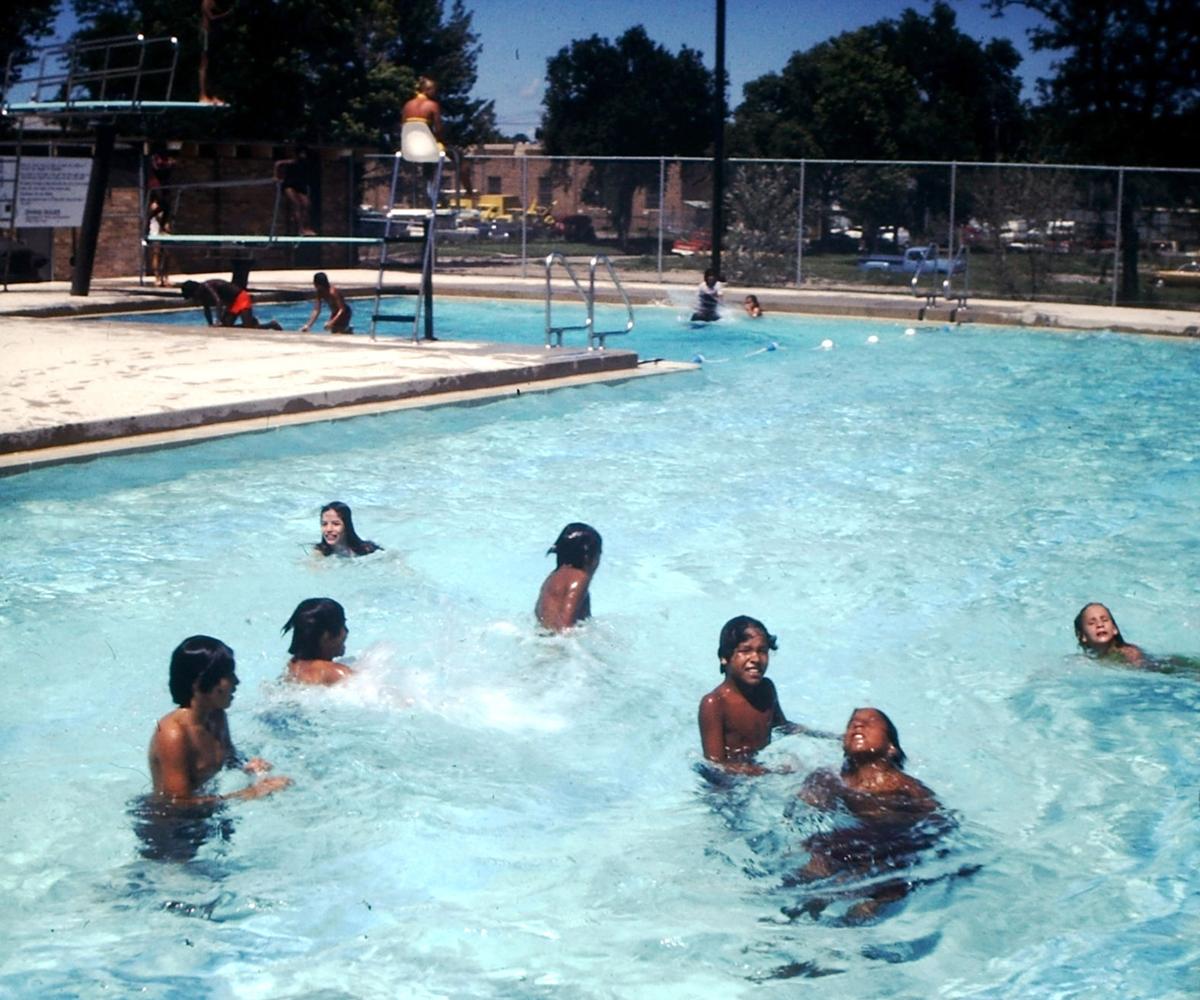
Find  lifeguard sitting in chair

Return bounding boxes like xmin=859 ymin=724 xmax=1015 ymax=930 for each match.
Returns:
xmin=400 ymin=76 xmax=444 ymax=163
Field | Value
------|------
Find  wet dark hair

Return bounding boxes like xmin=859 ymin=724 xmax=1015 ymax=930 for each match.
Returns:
xmin=843 ymin=707 xmax=907 ymax=770
xmin=717 ymin=615 xmax=778 ymax=670
xmin=180 ymin=280 xmax=201 ymax=301
xmin=1073 ymin=602 xmax=1127 ymax=653
xmin=168 ymin=635 xmax=236 ymax=707
xmin=313 ymin=271 xmax=329 ymax=288
xmin=315 ymin=501 xmax=379 ymax=556
xmin=547 ymin=522 xmax=601 ymax=570
xmin=703 ymin=267 xmax=717 ymax=284
xmin=282 ymin=598 xmax=346 ymax=659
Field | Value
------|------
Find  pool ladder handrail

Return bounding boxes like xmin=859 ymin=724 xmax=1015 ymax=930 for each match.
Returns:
xmin=910 ymin=244 xmax=970 ymax=321
xmin=543 ymin=252 xmax=635 ymax=350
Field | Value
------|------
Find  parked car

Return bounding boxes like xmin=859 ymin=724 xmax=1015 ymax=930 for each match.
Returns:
xmin=556 ymin=214 xmax=595 ymax=242
xmin=1154 ymin=260 xmax=1200 ymax=287
xmin=857 ymin=245 xmax=965 ymax=275
xmin=670 ymin=232 xmax=710 ymax=257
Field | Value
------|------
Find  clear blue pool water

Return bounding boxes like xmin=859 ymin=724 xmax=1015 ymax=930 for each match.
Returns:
xmin=4 ymin=302 xmax=1200 ymax=997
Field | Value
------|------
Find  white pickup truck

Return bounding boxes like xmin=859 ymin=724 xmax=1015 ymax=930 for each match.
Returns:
xmin=857 ymin=246 xmax=964 ymax=275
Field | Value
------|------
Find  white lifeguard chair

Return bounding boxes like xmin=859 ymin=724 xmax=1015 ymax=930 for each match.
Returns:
xmin=369 ymin=120 xmax=447 ymax=339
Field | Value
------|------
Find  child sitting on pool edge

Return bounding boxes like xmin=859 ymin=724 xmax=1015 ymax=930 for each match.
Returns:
xmin=282 ymin=597 xmax=353 ymax=685
xmin=698 ymin=615 xmax=833 ymax=775
xmin=535 ymin=523 xmax=601 ymax=631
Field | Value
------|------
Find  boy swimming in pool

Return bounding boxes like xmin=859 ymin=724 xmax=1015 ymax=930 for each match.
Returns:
xmin=149 ymin=635 xmax=292 ymax=805
xmin=282 ymin=597 xmax=353 ymax=685
xmin=698 ymin=615 xmax=832 ymax=774
xmin=535 ymin=523 xmax=601 ymax=631
xmin=300 ymin=272 xmax=352 ymax=333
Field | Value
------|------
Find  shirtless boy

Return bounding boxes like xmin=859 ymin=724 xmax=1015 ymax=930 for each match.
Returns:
xmin=180 ymin=279 xmax=282 ymax=329
xmin=535 ymin=522 xmax=601 ymax=631
xmin=149 ymin=635 xmax=291 ymax=804
xmin=300 ymin=272 xmax=352 ymax=333
xmin=698 ymin=615 xmax=829 ymax=774
xmin=282 ymin=597 xmax=353 ymax=685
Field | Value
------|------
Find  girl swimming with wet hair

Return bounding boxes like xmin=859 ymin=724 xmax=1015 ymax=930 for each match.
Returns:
xmin=535 ymin=523 xmax=602 ymax=631
xmin=315 ymin=501 xmax=379 ymax=557
xmin=1073 ymin=602 xmax=1145 ymax=665
xmin=281 ymin=597 xmax=352 ymax=685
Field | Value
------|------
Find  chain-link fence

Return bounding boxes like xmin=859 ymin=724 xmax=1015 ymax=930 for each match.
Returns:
xmin=358 ymin=152 xmax=1200 ymax=309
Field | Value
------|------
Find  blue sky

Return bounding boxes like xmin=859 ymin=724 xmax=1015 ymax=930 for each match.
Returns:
xmin=466 ymin=0 xmax=1054 ymax=134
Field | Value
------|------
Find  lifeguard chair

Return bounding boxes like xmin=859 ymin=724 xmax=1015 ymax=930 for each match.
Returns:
xmin=368 ymin=119 xmax=447 ymax=339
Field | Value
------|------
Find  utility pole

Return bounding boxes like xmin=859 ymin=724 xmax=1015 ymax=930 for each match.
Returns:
xmin=711 ymin=0 xmax=726 ymax=276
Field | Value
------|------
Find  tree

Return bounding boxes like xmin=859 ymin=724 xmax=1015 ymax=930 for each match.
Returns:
xmin=988 ymin=0 xmax=1200 ymax=298
xmin=728 ymin=3 xmax=1026 ymax=250
xmin=1 ymin=0 xmax=60 ymax=90
xmin=988 ymin=0 xmax=1200 ymax=166
xmin=68 ymin=0 xmax=496 ymax=147
xmin=539 ymin=26 xmax=713 ymax=248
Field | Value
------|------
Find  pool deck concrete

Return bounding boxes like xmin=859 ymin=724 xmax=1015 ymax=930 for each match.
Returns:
xmin=2 ymin=266 xmax=1197 ymax=474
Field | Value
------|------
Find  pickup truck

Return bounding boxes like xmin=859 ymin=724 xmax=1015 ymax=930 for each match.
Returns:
xmin=857 ymin=246 xmax=964 ymax=275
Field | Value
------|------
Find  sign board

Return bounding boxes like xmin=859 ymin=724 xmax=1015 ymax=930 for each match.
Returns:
xmin=0 ymin=156 xmax=94 ymax=227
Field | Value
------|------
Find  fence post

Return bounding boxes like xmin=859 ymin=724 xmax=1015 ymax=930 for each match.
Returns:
xmin=948 ymin=160 xmax=957 ymax=255
xmin=520 ymin=155 xmax=528 ymax=280
xmin=1112 ymin=167 xmax=1123 ymax=307
xmin=795 ymin=160 xmax=806 ymax=286
xmin=657 ymin=157 xmax=665 ymax=282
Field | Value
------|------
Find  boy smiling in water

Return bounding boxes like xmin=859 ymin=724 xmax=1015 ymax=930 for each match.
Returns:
xmin=698 ymin=615 xmax=831 ymax=774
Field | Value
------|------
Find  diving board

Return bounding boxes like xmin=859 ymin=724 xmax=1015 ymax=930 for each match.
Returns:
xmin=144 ymin=235 xmax=389 ymax=246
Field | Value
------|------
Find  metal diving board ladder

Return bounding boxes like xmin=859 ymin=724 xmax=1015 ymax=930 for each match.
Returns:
xmin=543 ymin=252 xmax=635 ymax=350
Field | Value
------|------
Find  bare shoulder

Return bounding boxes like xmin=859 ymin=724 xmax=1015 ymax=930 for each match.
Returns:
xmin=699 ymin=684 xmax=727 ymax=713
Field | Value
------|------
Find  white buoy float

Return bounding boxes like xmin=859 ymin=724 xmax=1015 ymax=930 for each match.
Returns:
xmin=819 ymin=338 xmax=834 ymax=350
xmin=904 ymin=327 xmax=917 ymax=336
xmin=866 ymin=334 xmax=880 ymax=344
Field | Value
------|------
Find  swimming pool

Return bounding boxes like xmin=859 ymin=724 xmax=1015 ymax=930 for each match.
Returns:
xmin=3 ymin=305 xmax=1199 ymax=997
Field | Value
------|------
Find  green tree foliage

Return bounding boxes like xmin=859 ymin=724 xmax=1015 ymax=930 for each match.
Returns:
xmin=730 ymin=2 xmax=1024 ymax=162
xmin=988 ymin=0 xmax=1200 ymax=165
xmin=1 ymin=0 xmax=60 ymax=88
xmin=539 ymin=26 xmax=713 ymax=247
xmin=989 ymin=1 xmax=1200 ymax=299
xmin=724 ymin=164 xmax=799 ymax=284
xmin=68 ymin=0 xmax=497 ymax=147
xmin=728 ymin=2 xmax=1025 ymax=251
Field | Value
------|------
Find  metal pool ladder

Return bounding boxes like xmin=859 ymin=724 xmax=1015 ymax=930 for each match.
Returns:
xmin=543 ymin=252 xmax=635 ymax=350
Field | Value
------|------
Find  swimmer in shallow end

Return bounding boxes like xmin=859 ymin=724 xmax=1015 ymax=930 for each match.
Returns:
xmin=691 ymin=268 xmax=723 ymax=322
xmin=743 ymin=294 xmax=764 ymax=318
xmin=315 ymin=501 xmax=380 ymax=557
xmin=148 ymin=635 xmax=292 ymax=805
xmin=698 ymin=615 xmax=833 ymax=776
xmin=282 ymin=597 xmax=352 ymax=685
xmin=1074 ymin=602 xmax=1145 ymax=666
xmin=300 ymin=271 xmax=352 ymax=334
xmin=535 ymin=522 xmax=601 ymax=631
xmin=788 ymin=707 xmax=954 ymax=923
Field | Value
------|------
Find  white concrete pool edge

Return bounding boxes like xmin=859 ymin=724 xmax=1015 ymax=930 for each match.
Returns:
xmin=0 ymin=316 xmax=694 ymax=473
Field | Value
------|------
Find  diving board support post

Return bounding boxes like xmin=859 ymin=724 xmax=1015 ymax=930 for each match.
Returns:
xmin=71 ymin=122 xmax=116 ymax=297
xmin=370 ymin=125 xmax=445 ymax=341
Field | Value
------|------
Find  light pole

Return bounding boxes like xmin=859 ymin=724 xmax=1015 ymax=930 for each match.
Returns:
xmin=711 ymin=0 xmax=726 ymax=276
